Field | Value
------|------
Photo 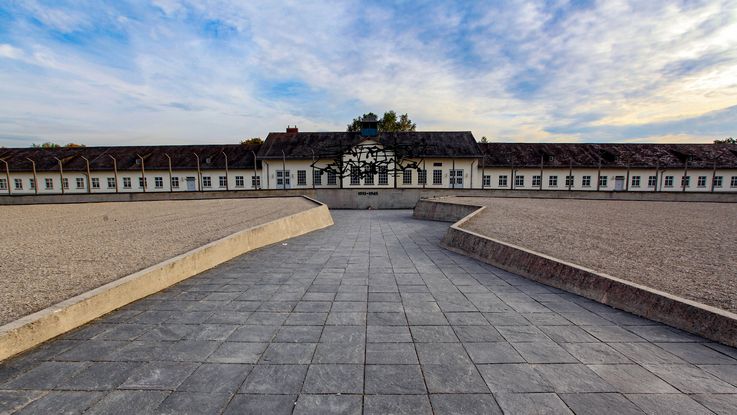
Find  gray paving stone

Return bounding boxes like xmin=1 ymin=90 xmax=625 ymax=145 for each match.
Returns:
xmin=367 ymin=326 xmax=412 ymax=342
xmin=166 ymin=340 xmax=220 ymax=361
xmin=405 ymin=311 xmax=449 ymax=325
xmin=331 ymin=301 xmax=367 ymax=312
xmin=656 ymin=342 xmax=737 ymax=364
xmin=494 ymin=392 xmax=572 ymax=415
xmin=453 ymin=325 xmax=503 ymax=342
xmin=465 ymin=342 xmax=525 ymax=364
xmin=559 ymin=392 xmax=644 ymax=415
xmin=643 ymin=364 xmax=737 ymax=393
xmin=535 ymin=363 xmax=614 ymax=393
xmin=422 ymin=363 xmax=489 ymax=393
xmin=365 ymin=364 xmax=426 ymax=394
xmin=429 ymin=393 xmax=502 ymax=415
xmin=240 ymin=364 xmax=307 ymax=394
xmin=609 ymin=342 xmax=687 ymax=364
xmin=512 ymin=341 xmax=579 ymax=363
xmin=410 ymin=325 xmax=458 ymax=342
xmin=483 ymin=312 xmax=529 ymax=326
xmin=700 ymin=364 xmax=737 ymax=386
xmin=582 ymin=325 xmax=647 ymax=343
xmin=588 ymin=364 xmax=679 ymax=393
xmin=1 ymin=362 xmax=88 ymax=390
xmin=320 ymin=326 xmax=365 ymax=344
xmin=259 ymin=342 xmax=316 ymax=364
xmin=85 ymin=390 xmax=169 ymax=415
xmin=560 ymin=342 xmax=632 ymax=364
xmin=416 ymin=343 xmax=471 ymax=365
xmin=189 ymin=324 xmax=238 ymax=341
xmin=208 ymin=342 xmax=267 ymax=363
xmin=626 ymin=393 xmax=713 ymax=415
xmin=59 ymin=362 xmax=142 ymax=391
xmin=119 ymin=361 xmax=198 ymax=390
xmin=445 ymin=312 xmax=489 ymax=325
xmin=227 ymin=325 xmax=280 ymax=342
xmin=626 ymin=325 xmax=705 ymax=343
xmin=367 ymin=312 xmax=407 ymax=326
xmin=366 ymin=343 xmax=418 ymax=364
xmin=478 ymin=363 xmax=552 ymax=393
xmin=692 ymin=393 xmax=737 ymax=415
xmin=313 ymin=342 xmax=365 ymax=364
xmin=224 ymin=394 xmax=297 ymax=415
xmin=177 ymin=363 xmax=251 ymax=393
xmin=56 ymin=340 xmax=126 ymax=361
xmin=326 ymin=312 xmax=366 ymax=325
xmin=363 ymin=394 xmax=433 ymax=415
xmin=156 ymin=391 xmax=231 ymax=414
xmin=540 ymin=325 xmax=599 ymax=343
xmin=275 ymin=325 xmax=323 ymax=343
xmin=497 ymin=325 xmax=549 ymax=342
xmin=302 ymin=364 xmax=363 ymax=394
xmin=0 ymin=390 xmax=43 ymax=414
xmin=293 ymin=394 xmax=361 ymax=415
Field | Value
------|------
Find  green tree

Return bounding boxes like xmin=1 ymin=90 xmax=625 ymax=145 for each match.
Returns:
xmin=31 ymin=142 xmax=61 ymax=148
xmin=64 ymin=143 xmax=85 ymax=148
xmin=347 ymin=111 xmax=416 ymax=132
xmin=714 ymin=137 xmax=736 ymax=144
xmin=241 ymin=138 xmax=263 ymax=145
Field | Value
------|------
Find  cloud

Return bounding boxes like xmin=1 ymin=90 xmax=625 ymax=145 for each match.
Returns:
xmin=0 ymin=0 xmax=736 ymax=146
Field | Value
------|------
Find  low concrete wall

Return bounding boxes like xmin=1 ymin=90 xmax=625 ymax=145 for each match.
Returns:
xmin=412 ymin=198 xmax=483 ymax=222
xmin=418 ymin=200 xmax=737 ymax=347
xmin=0 ymin=197 xmax=333 ymax=361
xmin=4 ymin=187 xmax=735 ymax=208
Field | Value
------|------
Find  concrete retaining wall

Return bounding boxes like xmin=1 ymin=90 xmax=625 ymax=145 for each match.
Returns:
xmin=4 ymin=187 xmax=736 ymax=208
xmin=412 ymin=199 xmax=483 ymax=222
xmin=0 ymin=197 xmax=333 ymax=361
xmin=418 ymin=200 xmax=737 ymax=347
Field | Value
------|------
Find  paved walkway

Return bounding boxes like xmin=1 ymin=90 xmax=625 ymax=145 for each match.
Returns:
xmin=1 ymin=210 xmax=736 ymax=414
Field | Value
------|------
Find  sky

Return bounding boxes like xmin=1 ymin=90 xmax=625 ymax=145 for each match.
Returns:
xmin=0 ymin=0 xmax=736 ymax=147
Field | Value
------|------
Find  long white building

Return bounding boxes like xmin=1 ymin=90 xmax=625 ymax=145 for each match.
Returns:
xmin=1 ymin=122 xmax=736 ymax=195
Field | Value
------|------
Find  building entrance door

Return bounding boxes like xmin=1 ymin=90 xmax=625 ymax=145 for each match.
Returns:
xmin=614 ymin=176 xmax=625 ymax=191
xmin=450 ymin=169 xmax=464 ymax=189
xmin=186 ymin=177 xmax=196 ymax=191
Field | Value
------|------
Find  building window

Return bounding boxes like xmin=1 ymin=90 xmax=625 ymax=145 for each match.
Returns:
xmin=697 ymin=176 xmax=706 ymax=187
xmin=276 ymin=170 xmax=290 ymax=186
xmin=483 ymin=175 xmax=491 ymax=187
xmin=647 ymin=176 xmax=656 ymax=187
xmin=664 ymin=176 xmax=674 ymax=187
xmin=203 ymin=176 xmax=212 ymax=188
xmin=565 ymin=175 xmax=574 ymax=187
xmin=123 ymin=177 xmax=131 ymax=189
xmin=219 ymin=176 xmax=227 ymax=188
xmin=378 ymin=166 xmax=388 ymax=185
xmin=418 ymin=169 xmax=427 ymax=185
xmin=76 ymin=178 xmax=85 ymax=189
xmin=91 ymin=178 xmax=100 ymax=189
xmin=14 ymin=178 xmax=22 ymax=190
xmin=549 ymin=176 xmax=558 ymax=187
xmin=631 ymin=176 xmax=640 ymax=188
xmin=327 ymin=172 xmax=337 ymax=186
xmin=364 ymin=168 xmax=374 ymax=185
xmin=432 ymin=169 xmax=442 ymax=185
xmin=62 ymin=178 xmax=68 ymax=189
xmin=235 ymin=176 xmax=244 ymax=188
xmin=251 ymin=175 xmax=261 ymax=188
xmin=498 ymin=175 xmax=508 ymax=187
xmin=713 ymin=176 xmax=723 ymax=187
xmin=582 ymin=176 xmax=591 ymax=187
xmin=297 ymin=170 xmax=307 ymax=186
xmin=731 ymin=176 xmax=737 ymax=188
xmin=45 ymin=178 xmax=54 ymax=189
xmin=29 ymin=178 xmax=35 ymax=190
xmin=599 ymin=176 xmax=608 ymax=187
xmin=171 ymin=177 xmax=179 ymax=189
xmin=532 ymin=175 xmax=541 ymax=187
xmin=681 ymin=176 xmax=690 ymax=187
xmin=155 ymin=177 xmax=164 ymax=189
xmin=107 ymin=177 xmax=116 ymax=188
xmin=515 ymin=175 xmax=524 ymax=187
xmin=139 ymin=177 xmax=147 ymax=188
xmin=313 ymin=170 xmax=322 ymax=186
xmin=350 ymin=167 xmax=360 ymax=185
xmin=403 ymin=169 xmax=412 ymax=185
xmin=0 ymin=178 xmax=6 ymax=190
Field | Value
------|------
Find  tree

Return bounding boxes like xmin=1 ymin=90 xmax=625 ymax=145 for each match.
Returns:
xmin=31 ymin=142 xmax=60 ymax=149
xmin=714 ymin=137 xmax=736 ymax=144
xmin=346 ymin=111 xmax=416 ymax=132
xmin=479 ymin=136 xmax=489 ymax=143
xmin=241 ymin=138 xmax=263 ymax=145
xmin=64 ymin=143 xmax=85 ymax=148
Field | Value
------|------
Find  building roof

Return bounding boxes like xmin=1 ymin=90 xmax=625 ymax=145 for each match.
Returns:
xmin=479 ymin=143 xmax=737 ymax=169
xmin=258 ymin=131 xmax=482 ymax=159
xmin=0 ymin=144 xmax=261 ymax=172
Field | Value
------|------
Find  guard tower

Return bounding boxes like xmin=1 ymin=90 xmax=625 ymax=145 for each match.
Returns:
xmin=360 ymin=114 xmax=379 ymax=137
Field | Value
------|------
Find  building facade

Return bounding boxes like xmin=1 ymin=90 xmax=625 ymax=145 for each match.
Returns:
xmin=1 ymin=126 xmax=737 ymax=195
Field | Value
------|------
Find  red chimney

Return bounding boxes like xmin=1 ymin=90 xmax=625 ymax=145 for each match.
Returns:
xmin=286 ymin=125 xmax=298 ymax=133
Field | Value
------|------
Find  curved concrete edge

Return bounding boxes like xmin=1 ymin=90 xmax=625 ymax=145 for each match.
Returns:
xmin=0 ymin=197 xmax=334 ymax=361
xmin=416 ymin=198 xmax=737 ymax=348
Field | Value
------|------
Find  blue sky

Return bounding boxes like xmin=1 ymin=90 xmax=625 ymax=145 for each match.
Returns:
xmin=0 ymin=0 xmax=736 ymax=146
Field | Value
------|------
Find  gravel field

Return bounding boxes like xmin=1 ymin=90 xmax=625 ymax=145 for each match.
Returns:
xmin=0 ymin=197 xmax=316 ymax=325
xmin=443 ymin=196 xmax=737 ymax=313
